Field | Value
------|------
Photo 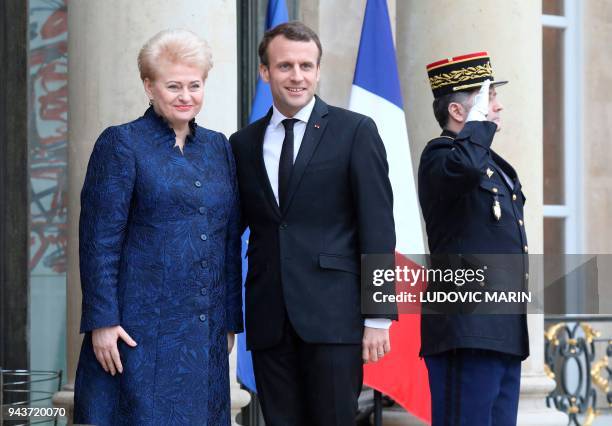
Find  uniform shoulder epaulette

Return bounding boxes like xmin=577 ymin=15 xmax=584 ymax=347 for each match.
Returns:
xmin=427 ymin=135 xmax=455 ymax=146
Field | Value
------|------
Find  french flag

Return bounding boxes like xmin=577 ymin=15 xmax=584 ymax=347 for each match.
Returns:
xmin=349 ymin=0 xmax=431 ymax=423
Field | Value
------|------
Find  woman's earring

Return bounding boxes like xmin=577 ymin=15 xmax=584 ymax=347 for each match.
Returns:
xmin=149 ymin=99 xmax=154 ymax=106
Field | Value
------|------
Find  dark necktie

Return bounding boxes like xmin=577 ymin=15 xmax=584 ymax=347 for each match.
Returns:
xmin=278 ymin=118 xmax=298 ymax=209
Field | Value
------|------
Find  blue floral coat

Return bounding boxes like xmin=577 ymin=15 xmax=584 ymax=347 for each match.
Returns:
xmin=74 ymin=108 xmax=243 ymax=425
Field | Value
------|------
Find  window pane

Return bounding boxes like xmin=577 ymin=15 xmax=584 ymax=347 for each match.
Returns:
xmin=543 ymin=0 xmax=564 ymax=15
xmin=544 ymin=218 xmax=566 ymax=313
xmin=543 ymin=27 xmax=565 ymax=204
xmin=544 ymin=217 xmax=565 ymax=254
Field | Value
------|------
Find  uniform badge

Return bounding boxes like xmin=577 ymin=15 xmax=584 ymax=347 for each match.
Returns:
xmin=486 ymin=168 xmax=494 ymax=178
xmin=492 ymin=199 xmax=501 ymax=221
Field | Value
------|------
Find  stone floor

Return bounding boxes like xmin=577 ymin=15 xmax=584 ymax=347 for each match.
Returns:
xmin=358 ymin=390 xmax=427 ymax=425
xmin=376 ymin=408 xmax=612 ymax=425
xmin=361 ymin=396 xmax=612 ymax=426
xmin=592 ymin=413 xmax=612 ymax=425
xmin=377 ymin=405 xmax=427 ymax=425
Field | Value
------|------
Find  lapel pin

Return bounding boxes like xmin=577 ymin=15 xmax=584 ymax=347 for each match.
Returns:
xmin=314 ymin=124 xmax=320 ymax=129
xmin=486 ymin=168 xmax=494 ymax=178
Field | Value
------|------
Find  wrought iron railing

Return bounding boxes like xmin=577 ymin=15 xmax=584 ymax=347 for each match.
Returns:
xmin=0 ymin=369 xmax=63 ymax=425
xmin=545 ymin=315 xmax=612 ymax=426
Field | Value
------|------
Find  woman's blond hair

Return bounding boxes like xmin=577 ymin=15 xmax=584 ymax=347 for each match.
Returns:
xmin=138 ymin=29 xmax=213 ymax=81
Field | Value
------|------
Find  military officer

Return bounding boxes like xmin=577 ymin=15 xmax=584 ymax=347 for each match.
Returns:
xmin=418 ymin=52 xmax=529 ymax=426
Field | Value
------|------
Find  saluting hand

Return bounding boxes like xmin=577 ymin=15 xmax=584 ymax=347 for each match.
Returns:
xmin=91 ymin=325 xmax=137 ymax=376
xmin=362 ymin=327 xmax=391 ymax=364
xmin=466 ymin=79 xmax=491 ymax=122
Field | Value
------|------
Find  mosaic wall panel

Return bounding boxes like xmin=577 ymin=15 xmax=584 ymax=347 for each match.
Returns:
xmin=29 ymin=0 xmax=68 ymax=275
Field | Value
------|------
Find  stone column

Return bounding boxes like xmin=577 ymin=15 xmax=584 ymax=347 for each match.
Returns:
xmin=396 ymin=1 xmax=565 ymax=424
xmin=53 ymin=1 xmax=249 ymax=423
xmin=300 ymin=0 xmax=396 ymax=108
xmin=583 ymin=0 xmax=612 ymax=255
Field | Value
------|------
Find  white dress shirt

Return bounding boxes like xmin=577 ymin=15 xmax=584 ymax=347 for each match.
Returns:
xmin=262 ymin=98 xmax=391 ymax=331
xmin=263 ymin=97 xmax=315 ymax=204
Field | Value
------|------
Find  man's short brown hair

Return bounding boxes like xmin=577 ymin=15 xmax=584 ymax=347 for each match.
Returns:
xmin=258 ymin=21 xmax=323 ymax=67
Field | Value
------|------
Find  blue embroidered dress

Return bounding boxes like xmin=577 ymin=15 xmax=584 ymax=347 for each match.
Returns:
xmin=74 ymin=108 xmax=243 ymax=425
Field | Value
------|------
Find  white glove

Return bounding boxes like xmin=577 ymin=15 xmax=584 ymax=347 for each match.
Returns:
xmin=466 ymin=79 xmax=491 ymax=122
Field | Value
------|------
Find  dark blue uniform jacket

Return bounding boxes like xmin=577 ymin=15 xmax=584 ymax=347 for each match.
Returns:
xmin=417 ymin=121 xmax=529 ymax=359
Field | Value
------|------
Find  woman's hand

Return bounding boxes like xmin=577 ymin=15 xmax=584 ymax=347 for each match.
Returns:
xmin=227 ymin=332 xmax=235 ymax=354
xmin=91 ymin=326 xmax=137 ymax=375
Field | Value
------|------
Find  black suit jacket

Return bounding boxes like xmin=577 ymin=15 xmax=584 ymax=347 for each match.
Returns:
xmin=417 ymin=121 xmax=529 ymax=359
xmin=230 ymin=97 xmax=396 ymax=350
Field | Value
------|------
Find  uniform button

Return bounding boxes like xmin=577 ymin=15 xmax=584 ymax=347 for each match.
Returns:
xmin=198 ymin=207 xmax=206 ymax=214
xmin=195 ymin=180 xmax=202 ymax=188
xmin=200 ymin=288 xmax=206 ymax=296
xmin=512 ymin=194 xmax=517 ymax=201
xmin=525 ymin=273 xmax=529 ymax=280
xmin=524 ymin=245 xmax=528 ymax=253
xmin=201 ymin=260 xmax=208 ymax=268
xmin=492 ymin=187 xmax=498 ymax=193
xmin=518 ymin=219 xmax=524 ymax=226
xmin=280 ymin=223 xmax=288 ymax=230
xmin=199 ymin=314 xmax=207 ymax=322
xmin=200 ymin=233 xmax=208 ymax=241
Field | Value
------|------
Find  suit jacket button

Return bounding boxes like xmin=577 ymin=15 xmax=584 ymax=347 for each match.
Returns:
xmin=492 ymin=187 xmax=498 ymax=193
xmin=512 ymin=194 xmax=517 ymax=201
xmin=200 ymin=233 xmax=208 ymax=241
xmin=524 ymin=245 xmax=528 ymax=253
xmin=195 ymin=180 xmax=202 ymax=187
xmin=199 ymin=314 xmax=207 ymax=322
xmin=280 ymin=223 xmax=288 ymax=230
xmin=518 ymin=219 xmax=524 ymax=226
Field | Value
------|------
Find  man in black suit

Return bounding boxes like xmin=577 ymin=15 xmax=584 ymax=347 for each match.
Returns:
xmin=418 ymin=52 xmax=529 ymax=426
xmin=230 ymin=21 xmax=396 ymax=426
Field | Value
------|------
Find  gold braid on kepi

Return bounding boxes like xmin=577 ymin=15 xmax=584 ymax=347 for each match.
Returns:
xmin=426 ymin=51 xmax=507 ymax=98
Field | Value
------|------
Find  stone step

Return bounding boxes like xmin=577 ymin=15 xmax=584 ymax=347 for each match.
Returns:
xmin=379 ymin=406 xmax=427 ymax=426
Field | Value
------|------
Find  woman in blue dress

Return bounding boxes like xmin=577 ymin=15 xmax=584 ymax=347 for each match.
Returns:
xmin=74 ymin=29 xmax=243 ymax=425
